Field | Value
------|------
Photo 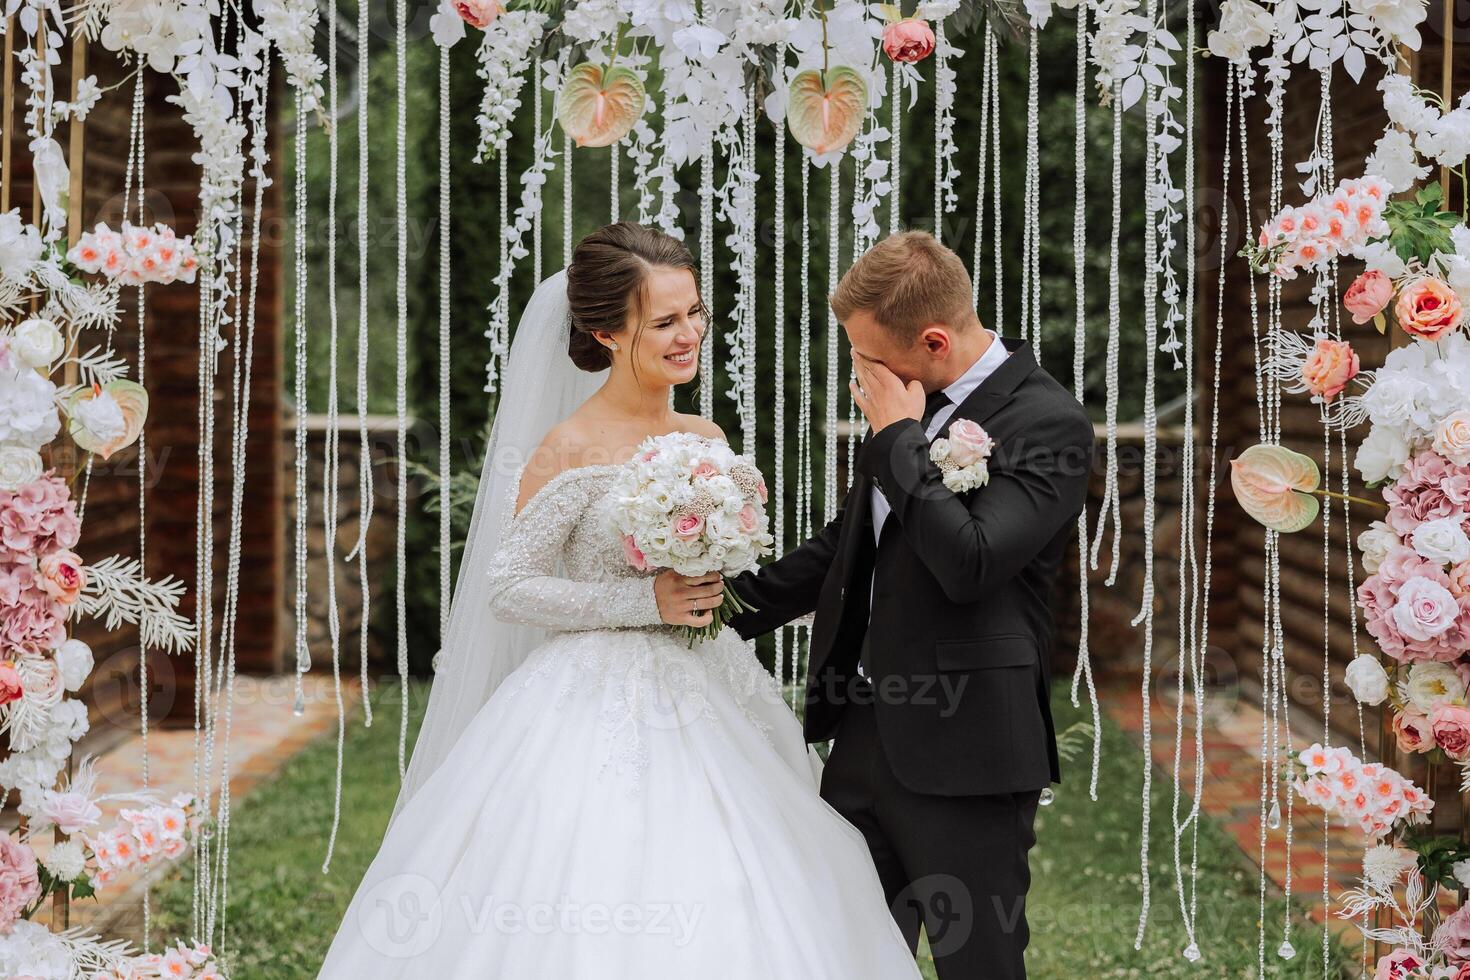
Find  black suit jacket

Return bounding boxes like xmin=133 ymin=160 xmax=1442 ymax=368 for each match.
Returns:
xmin=730 ymin=338 xmax=1095 ymax=797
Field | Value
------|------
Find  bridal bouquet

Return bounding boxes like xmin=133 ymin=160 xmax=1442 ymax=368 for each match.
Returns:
xmin=610 ymin=432 xmax=773 ymax=645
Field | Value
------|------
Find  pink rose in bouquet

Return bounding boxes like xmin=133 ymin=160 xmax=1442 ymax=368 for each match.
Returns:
xmin=1344 ymin=270 xmax=1394 ymax=324
xmin=1301 ymin=338 xmax=1360 ymax=402
xmin=610 ymin=433 xmax=773 ymax=645
xmin=1396 ymin=276 xmax=1464 ymax=341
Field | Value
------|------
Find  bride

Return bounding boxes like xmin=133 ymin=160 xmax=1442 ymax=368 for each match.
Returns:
xmin=317 ymin=222 xmax=921 ymax=978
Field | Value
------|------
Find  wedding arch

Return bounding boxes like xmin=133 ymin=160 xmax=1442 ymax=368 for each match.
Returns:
xmin=0 ymin=0 xmax=1465 ymax=974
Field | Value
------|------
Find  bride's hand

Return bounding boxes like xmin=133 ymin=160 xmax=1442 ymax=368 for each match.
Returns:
xmin=654 ymin=570 xmax=724 ymax=627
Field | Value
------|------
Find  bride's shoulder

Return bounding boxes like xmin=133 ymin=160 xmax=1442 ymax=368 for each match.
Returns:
xmin=673 ymin=413 xmax=727 ymax=444
xmin=514 ymin=420 xmax=618 ymax=514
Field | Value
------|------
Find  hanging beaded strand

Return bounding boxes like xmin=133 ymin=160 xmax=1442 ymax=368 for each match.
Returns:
xmin=824 ymin=163 xmax=840 ymax=524
xmin=969 ymin=21 xmax=991 ymax=310
xmin=563 ymin=132 xmax=573 ymax=266
xmin=394 ymin=0 xmax=410 ymax=777
xmin=320 ymin=0 xmax=348 ymax=873
xmin=797 ymin=155 xmax=814 ymax=711
xmin=1066 ymin=0 xmax=1102 ymax=803
xmin=352 ymin=0 xmax=374 ymax=728
xmin=1089 ymin=96 xmax=1123 ymax=583
xmin=889 ymin=59 xmax=901 ymax=235
xmin=700 ymin=147 xmax=715 ymax=418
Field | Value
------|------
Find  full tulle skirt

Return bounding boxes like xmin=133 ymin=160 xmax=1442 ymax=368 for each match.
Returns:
xmin=317 ymin=627 xmax=922 ymax=979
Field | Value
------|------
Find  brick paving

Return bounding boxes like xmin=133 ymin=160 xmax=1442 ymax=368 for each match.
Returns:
xmin=1098 ymin=676 xmax=1368 ymax=936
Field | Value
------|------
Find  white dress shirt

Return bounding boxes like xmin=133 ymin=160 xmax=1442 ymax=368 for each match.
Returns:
xmin=869 ymin=330 xmax=1009 ymax=543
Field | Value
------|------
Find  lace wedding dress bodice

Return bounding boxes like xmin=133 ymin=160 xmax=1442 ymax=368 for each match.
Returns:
xmin=484 ymin=463 xmax=665 ymax=633
xmin=481 ymin=461 xmax=787 ymax=778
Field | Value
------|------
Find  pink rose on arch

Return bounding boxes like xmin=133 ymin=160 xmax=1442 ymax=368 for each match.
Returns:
xmin=1357 ymin=545 xmax=1470 ymax=662
xmin=1395 ymin=275 xmax=1464 ymax=342
xmin=882 ymin=19 xmax=936 ymax=63
xmin=1300 ymin=337 xmax=1359 ymax=402
xmin=0 ymin=837 xmax=40 ymax=930
xmin=1374 ymin=949 xmax=1424 ymax=980
xmin=453 ymin=0 xmax=501 ymax=28
xmin=1452 ymin=561 xmax=1470 ymax=597
xmin=0 ymin=661 xmax=19 ymax=706
xmin=1343 ymin=270 xmax=1393 ymax=324
xmin=621 ymin=535 xmax=648 ymax=572
xmin=38 ymin=549 xmax=84 ymax=605
xmin=1432 ymin=703 xmax=1470 ymax=761
xmin=671 ymin=513 xmax=704 ymax=540
xmin=1436 ymin=902 xmax=1470 ymax=963
xmin=39 ymin=789 xmax=101 ymax=835
xmin=1393 ymin=708 xmax=1434 ymax=753
xmin=1392 ymin=576 xmax=1463 ymax=641
xmin=945 ymin=419 xmax=994 ymax=468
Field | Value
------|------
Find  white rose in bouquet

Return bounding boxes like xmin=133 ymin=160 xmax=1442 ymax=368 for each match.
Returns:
xmin=610 ymin=432 xmax=773 ymax=644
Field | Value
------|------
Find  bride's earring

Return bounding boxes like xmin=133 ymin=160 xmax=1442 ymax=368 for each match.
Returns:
xmin=608 ymin=341 xmax=619 ymax=352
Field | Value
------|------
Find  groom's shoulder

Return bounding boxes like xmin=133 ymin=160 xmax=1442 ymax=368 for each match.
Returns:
xmin=1005 ymin=366 xmax=1094 ymax=448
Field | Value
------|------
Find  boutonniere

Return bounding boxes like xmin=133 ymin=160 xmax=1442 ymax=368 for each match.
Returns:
xmin=929 ymin=418 xmax=994 ymax=493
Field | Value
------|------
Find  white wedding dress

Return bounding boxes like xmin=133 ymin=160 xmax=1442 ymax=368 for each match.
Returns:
xmin=316 ymin=459 xmax=922 ymax=978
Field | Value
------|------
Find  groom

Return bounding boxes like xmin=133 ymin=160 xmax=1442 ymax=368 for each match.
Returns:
xmin=729 ymin=231 xmax=1094 ymax=979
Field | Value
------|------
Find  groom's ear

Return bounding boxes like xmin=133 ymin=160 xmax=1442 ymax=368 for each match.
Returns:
xmin=918 ymin=325 xmax=953 ymax=357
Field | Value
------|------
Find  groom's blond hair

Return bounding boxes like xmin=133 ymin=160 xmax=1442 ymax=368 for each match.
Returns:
xmin=830 ymin=231 xmax=978 ymax=343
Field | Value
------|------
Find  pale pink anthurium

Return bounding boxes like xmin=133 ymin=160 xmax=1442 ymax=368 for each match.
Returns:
xmin=556 ymin=63 xmax=647 ymax=149
xmin=1230 ymin=443 xmax=1322 ymax=533
xmin=786 ymin=66 xmax=868 ymax=156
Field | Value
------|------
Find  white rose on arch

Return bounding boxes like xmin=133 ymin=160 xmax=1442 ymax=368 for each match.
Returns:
xmin=0 ymin=366 xmax=61 ymax=451
xmin=12 ymin=318 xmax=64 ymax=369
xmin=1357 ymin=521 xmax=1400 ymax=574
xmin=0 ymin=446 xmax=42 ymax=491
xmin=55 ymin=638 xmax=94 ymax=693
xmin=1412 ymin=516 xmax=1470 ymax=566
xmin=1344 ymin=654 xmax=1391 ymax=706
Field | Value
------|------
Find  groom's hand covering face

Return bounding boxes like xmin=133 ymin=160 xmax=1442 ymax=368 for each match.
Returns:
xmin=849 ymin=353 xmax=926 ymax=433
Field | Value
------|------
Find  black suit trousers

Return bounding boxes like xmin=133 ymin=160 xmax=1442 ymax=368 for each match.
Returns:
xmin=821 ymin=690 xmax=1042 ymax=980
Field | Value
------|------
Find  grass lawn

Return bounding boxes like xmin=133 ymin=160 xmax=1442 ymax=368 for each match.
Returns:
xmin=140 ymin=680 xmax=1351 ymax=978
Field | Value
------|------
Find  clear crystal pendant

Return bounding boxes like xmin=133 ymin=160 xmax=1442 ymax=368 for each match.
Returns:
xmin=292 ymin=691 xmax=305 ymax=716
xmin=1182 ymin=941 xmax=1201 ymax=962
xmin=1277 ymin=939 xmax=1296 ymax=960
xmin=1266 ymin=799 xmax=1282 ymax=830
xmin=1038 ymin=787 xmax=1055 ymax=806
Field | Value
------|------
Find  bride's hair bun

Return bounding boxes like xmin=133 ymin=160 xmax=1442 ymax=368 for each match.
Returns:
xmin=566 ymin=221 xmax=701 ymax=373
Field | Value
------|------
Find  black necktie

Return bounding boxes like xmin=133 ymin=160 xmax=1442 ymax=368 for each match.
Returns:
xmin=921 ymin=389 xmax=952 ymax=430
